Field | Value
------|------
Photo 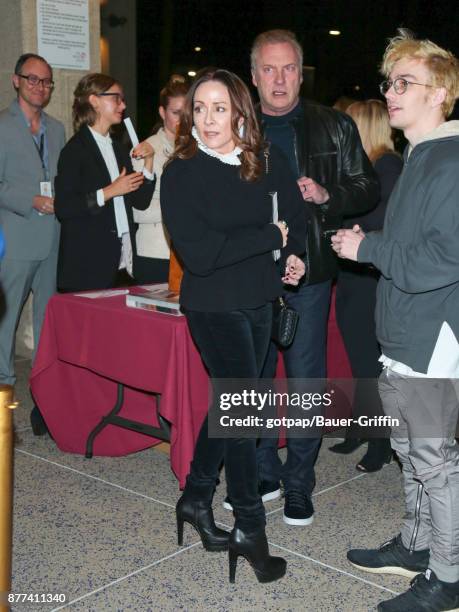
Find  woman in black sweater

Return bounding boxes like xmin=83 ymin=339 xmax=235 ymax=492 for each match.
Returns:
xmin=331 ymin=99 xmax=403 ymax=471
xmin=161 ymin=69 xmax=306 ymax=583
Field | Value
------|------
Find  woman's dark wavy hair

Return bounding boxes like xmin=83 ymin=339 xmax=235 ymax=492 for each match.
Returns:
xmin=72 ymin=73 xmax=119 ymax=132
xmin=170 ymin=68 xmax=263 ymax=182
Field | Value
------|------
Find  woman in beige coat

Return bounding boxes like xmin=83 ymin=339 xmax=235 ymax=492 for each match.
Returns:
xmin=133 ymin=76 xmax=189 ymax=283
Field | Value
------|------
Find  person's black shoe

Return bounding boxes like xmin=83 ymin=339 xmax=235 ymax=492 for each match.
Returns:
xmin=356 ymin=439 xmax=392 ymax=473
xmin=329 ymin=438 xmax=366 ymax=454
xmin=283 ymin=490 xmax=314 ymax=526
xmin=259 ymin=480 xmax=281 ymax=502
xmin=377 ymin=569 xmax=459 ymax=611
xmin=347 ymin=534 xmax=429 ymax=578
xmin=223 ymin=480 xmax=281 ymax=511
xmin=228 ymin=527 xmax=286 ymax=583
xmin=176 ymin=495 xmax=229 ymax=551
xmin=30 ymin=404 xmax=49 ymax=436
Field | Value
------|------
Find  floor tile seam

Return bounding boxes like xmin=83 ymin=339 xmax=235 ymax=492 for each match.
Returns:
xmin=211 ymin=517 xmax=401 ymax=596
xmin=15 ymin=448 xmax=176 ymax=510
xmin=268 ymin=542 xmax=401 ymax=596
xmin=48 ymin=542 xmax=202 ymax=612
xmin=264 ymin=463 xmax=395 ymax=518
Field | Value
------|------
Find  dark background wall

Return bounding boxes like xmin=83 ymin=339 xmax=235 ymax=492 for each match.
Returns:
xmin=137 ymin=0 xmax=459 ymax=137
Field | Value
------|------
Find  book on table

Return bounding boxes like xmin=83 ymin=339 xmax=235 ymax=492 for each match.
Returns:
xmin=126 ymin=283 xmax=183 ymax=316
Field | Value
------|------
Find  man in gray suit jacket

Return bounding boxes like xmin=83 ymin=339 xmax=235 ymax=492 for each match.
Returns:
xmin=0 ymin=53 xmax=65 ymax=433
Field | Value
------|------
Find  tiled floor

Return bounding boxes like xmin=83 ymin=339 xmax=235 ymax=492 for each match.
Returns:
xmin=11 ymin=357 xmax=408 ymax=612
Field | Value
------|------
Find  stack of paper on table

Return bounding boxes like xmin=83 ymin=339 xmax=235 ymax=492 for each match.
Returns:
xmin=126 ymin=283 xmax=183 ymax=316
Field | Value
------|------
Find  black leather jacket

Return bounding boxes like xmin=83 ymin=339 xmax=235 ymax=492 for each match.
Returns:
xmin=259 ymin=100 xmax=379 ymax=284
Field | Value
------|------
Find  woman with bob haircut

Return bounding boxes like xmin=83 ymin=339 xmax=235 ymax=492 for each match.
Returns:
xmin=331 ymin=99 xmax=403 ymax=472
xmin=55 ymin=73 xmax=155 ymax=291
xmin=161 ymin=68 xmax=307 ymax=583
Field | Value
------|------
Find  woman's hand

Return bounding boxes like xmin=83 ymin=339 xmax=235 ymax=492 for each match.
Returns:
xmin=282 ymin=254 xmax=305 ymax=286
xmin=131 ymin=141 xmax=154 ymax=160
xmin=103 ymin=167 xmax=144 ymax=201
xmin=132 ymin=141 xmax=154 ymax=173
xmin=275 ymin=220 xmax=289 ymax=247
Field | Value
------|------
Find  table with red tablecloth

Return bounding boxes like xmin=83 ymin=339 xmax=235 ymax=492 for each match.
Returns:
xmin=30 ymin=289 xmax=351 ymax=488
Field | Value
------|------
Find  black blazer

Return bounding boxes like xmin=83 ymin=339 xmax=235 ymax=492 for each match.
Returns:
xmin=54 ymin=125 xmax=154 ymax=290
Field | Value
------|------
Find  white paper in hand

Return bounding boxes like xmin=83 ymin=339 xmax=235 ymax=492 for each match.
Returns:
xmin=124 ymin=117 xmax=139 ymax=147
xmin=270 ymin=191 xmax=281 ymax=261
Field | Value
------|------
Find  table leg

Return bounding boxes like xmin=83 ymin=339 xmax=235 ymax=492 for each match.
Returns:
xmin=85 ymin=383 xmax=171 ymax=459
xmin=85 ymin=383 xmax=124 ymax=458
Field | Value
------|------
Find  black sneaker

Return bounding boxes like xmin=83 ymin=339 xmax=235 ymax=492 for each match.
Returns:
xmin=283 ymin=490 xmax=314 ymax=526
xmin=259 ymin=480 xmax=281 ymax=502
xmin=222 ymin=480 xmax=281 ymax=511
xmin=377 ymin=569 xmax=459 ymax=611
xmin=347 ymin=534 xmax=429 ymax=579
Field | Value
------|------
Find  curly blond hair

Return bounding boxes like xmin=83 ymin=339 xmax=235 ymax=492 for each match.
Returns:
xmin=381 ymin=29 xmax=459 ymax=117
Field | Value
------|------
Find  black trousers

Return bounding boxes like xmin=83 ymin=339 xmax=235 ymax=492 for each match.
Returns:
xmin=184 ymin=303 xmax=272 ymax=531
xmin=57 ymin=268 xmax=136 ymax=293
xmin=335 ymin=268 xmax=389 ymax=440
xmin=133 ymin=255 xmax=169 ymax=284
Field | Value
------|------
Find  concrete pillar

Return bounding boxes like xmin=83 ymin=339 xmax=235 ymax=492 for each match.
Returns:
xmin=0 ymin=0 xmax=101 ymax=135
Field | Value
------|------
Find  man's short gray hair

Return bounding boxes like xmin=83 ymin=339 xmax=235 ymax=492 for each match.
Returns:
xmin=251 ymin=29 xmax=303 ymax=71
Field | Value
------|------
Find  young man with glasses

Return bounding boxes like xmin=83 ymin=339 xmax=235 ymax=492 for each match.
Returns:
xmin=0 ymin=53 xmax=65 ymax=435
xmin=332 ymin=29 xmax=459 ymax=611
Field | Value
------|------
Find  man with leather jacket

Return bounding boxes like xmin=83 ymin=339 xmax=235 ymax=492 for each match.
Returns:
xmin=249 ymin=30 xmax=379 ymax=527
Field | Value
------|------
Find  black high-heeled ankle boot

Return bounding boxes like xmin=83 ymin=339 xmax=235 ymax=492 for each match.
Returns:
xmin=228 ymin=527 xmax=287 ymax=583
xmin=176 ymin=495 xmax=229 ymax=552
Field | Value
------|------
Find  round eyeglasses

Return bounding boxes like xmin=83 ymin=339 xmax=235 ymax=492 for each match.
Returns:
xmin=97 ymin=92 xmax=126 ymax=105
xmin=379 ymin=78 xmax=433 ymax=95
xmin=18 ymin=73 xmax=54 ymax=89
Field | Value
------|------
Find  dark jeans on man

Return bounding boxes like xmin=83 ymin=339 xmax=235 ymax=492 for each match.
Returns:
xmin=184 ymin=303 xmax=272 ymax=531
xmin=257 ymin=280 xmax=332 ymax=495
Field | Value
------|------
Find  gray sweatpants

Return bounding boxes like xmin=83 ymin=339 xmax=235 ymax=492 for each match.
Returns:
xmin=379 ymin=368 xmax=459 ymax=582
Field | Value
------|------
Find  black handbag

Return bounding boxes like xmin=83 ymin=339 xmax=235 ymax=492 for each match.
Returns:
xmin=271 ymin=297 xmax=299 ymax=348
xmin=264 ymin=145 xmax=300 ymax=348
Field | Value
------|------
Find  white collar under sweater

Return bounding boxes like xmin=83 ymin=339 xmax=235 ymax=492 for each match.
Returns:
xmin=191 ymin=126 xmax=242 ymax=165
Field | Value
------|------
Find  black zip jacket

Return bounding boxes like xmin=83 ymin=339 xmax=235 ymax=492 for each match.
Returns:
xmin=258 ymin=100 xmax=379 ymax=284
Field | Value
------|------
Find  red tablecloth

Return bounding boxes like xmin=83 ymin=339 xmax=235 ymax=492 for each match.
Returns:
xmin=30 ymin=289 xmax=351 ymax=488
xmin=30 ymin=293 xmax=209 ymax=488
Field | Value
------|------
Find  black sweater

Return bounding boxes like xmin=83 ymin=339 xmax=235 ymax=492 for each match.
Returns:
xmin=344 ymin=152 xmax=403 ymax=232
xmin=161 ymin=146 xmax=307 ymax=311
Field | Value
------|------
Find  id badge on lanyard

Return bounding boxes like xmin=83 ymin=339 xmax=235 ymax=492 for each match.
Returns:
xmin=35 ymin=132 xmax=52 ymax=214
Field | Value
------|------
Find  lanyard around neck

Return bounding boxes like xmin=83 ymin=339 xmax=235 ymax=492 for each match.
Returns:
xmin=32 ymin=132 xmax=48 ymax=181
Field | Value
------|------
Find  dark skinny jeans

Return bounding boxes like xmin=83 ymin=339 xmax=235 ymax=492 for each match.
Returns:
xmin=184 ymin=303 xmax=272 ymax=531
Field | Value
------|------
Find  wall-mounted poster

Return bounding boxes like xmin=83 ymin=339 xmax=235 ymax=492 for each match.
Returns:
xmin=37 ymin=0 xmax=90 ymax=70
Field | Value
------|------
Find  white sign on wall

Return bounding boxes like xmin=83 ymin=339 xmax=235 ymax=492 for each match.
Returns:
xmin=37 ymin=0 xmax=90 ymax=70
